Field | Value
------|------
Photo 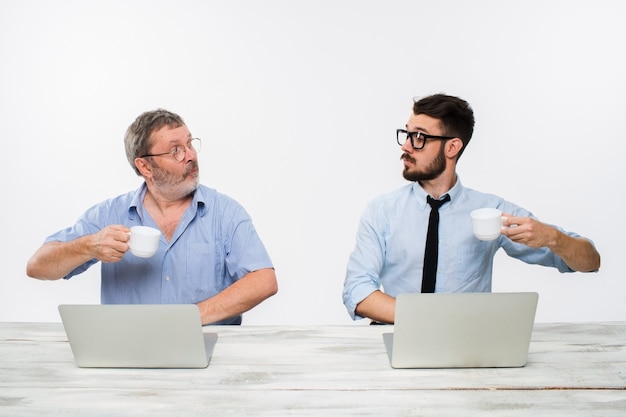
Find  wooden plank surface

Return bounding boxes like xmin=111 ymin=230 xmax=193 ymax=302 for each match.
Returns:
xmin=1 ymin=322 xmax=624 ymax=416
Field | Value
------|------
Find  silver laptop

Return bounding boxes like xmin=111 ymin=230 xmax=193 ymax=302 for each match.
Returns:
xmin=58 ymin=304 xmax=217 ymax=368
xmin=383 ymin=292 xmax=538 ymax=368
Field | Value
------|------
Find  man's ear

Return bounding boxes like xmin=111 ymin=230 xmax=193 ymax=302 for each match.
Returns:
xmin=134 ymin=157 xmax=152 ymax=177
xmin=446 ymin=138 xmax=464 ymax=160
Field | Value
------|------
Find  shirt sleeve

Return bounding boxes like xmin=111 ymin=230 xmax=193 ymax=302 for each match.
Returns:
xmin=43 ymin=202 xmax=109 ymax=279
xmin=342 ymin=201 xmax=386 ymax=320
xmin=220 ymin=201 xmax=274 ymax=280
xmin=497 ymin=200 xmax=587 ymax=273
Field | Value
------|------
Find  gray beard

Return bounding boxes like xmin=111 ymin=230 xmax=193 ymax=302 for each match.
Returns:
xmin=151 ymin=162 xmax=200 ymax=200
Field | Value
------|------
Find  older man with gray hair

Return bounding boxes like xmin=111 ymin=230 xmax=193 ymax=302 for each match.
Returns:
xmin=27 ymin=109 xmax=278 ymax=325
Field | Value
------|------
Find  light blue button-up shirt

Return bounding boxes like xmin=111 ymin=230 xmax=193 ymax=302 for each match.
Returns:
xmin=343 ymin=179 xmax=584 ymax=320
xmin=45 ymin=184 xmax=273 ymax=324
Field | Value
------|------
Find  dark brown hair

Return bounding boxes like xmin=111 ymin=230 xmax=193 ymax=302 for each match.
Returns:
xmin=413 ymin=94 xmax=475 ymax=159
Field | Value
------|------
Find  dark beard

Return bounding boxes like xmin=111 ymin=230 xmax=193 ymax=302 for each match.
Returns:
xmin=401 ymin=143 xmax=446 ymax=182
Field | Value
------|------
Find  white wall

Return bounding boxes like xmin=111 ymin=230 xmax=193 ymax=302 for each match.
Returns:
xmin=1 ymin=0 xmax=624 ymax=324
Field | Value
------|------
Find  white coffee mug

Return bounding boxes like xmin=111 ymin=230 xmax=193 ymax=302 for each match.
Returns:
xmin=470 ymin=208 xmax=504 ymax=241
xmin=128 ymin=226 xmax=161 ymax=258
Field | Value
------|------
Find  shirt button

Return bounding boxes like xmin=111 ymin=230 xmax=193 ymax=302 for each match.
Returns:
xmin=165 ymin=276 xmax=171 ymax=281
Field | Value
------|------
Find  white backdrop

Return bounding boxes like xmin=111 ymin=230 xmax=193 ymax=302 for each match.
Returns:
xmin=1 ymin=0 xmax=624 ymax=324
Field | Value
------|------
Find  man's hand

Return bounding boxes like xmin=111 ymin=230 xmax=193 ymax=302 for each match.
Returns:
xmin=500 ymin=214 xmax=600 ymax=272
xmin=26 ymin=224 xmax=132 ymax=280
xmin=501 ymin=215 xmax=557 ymax=248
xmin=90 ymin=225 xmax=131 ymax=263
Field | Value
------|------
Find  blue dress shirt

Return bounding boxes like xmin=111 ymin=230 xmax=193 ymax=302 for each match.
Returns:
xmin=45 ymin=184 xmax=274 ymax=325
xmin=342 ymin=179 xmax=585 ymax=320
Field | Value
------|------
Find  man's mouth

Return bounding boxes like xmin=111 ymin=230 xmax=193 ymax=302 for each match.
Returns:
xmin=184 ymin=161 xmax=199 ymax=178
xmin=401 ymin=153 xmax=415 ymax=164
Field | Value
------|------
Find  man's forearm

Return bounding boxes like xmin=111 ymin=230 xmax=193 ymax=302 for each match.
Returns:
xmin=355 ymin=290 xmax=396 ymax=324
xmin=196 ymin=268 xmax=278 ymax=325
xmin=549 ymin=232 xmax=601 ymax=272
xmin=26 ymin=239 xmax=93 ymax=280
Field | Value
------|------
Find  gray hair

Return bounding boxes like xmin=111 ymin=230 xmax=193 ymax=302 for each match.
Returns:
xmin=124 ymin=109 xmax=186 ymax=175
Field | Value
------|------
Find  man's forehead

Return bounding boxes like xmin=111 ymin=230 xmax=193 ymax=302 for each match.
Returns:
xmin=406 ymin=113 xmax=443 ymax=134
xmin=151 ymin=124 xmax=191 ymax=142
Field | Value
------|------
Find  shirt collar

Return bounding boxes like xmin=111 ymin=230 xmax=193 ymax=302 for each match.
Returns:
xmin=127 ymin=183 xmax=207 ymax=221
xmin=412 ymin=176 xmax=463 ymax=209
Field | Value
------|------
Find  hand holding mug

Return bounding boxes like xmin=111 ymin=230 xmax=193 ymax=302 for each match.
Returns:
xmin=90 ymin=225 xmax=132 ymax=262
xmin=500 ymin=215 xmax=554 ymax=249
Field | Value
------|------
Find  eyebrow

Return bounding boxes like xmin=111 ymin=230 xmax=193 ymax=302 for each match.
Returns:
xmin=166 ymin=135 xmax=193 ymax=145
xmin=405 ymin=124 xmax=431 ymax=134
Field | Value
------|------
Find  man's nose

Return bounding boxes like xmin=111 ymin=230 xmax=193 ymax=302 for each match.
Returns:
xmin=185 ymin=145 xmax=198 ymax=161
xmin=400 ymin=138 xmax=414 ymax=153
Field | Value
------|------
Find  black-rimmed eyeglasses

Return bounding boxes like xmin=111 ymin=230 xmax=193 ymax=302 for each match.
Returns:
xmin=396 ymin=129 xmax=454 ymax=150
xmin=140 ymin=138 xmax=202 ymax=162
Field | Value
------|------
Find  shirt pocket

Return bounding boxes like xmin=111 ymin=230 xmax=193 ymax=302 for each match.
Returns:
xmin=447 ymin=239 xmax=496 ymax=292
xmin=185 ymin=241 xmax=224 ymax=303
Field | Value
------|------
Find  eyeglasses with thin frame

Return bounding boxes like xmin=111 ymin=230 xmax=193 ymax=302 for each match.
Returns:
xmin=140 ymin=138 xmax=202 ymax=162
xmin=396 ymin=129 xmax=454 ymax=150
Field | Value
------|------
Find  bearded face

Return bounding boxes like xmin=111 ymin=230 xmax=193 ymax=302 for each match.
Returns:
xmin=401 ymin=141 xmax=446 ymax=182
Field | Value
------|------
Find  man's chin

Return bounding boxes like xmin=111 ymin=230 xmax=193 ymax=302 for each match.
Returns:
xmin=402 ymin=168 xmax=418 ymax=182
xmin=176 ymin=179 xmax=200 ymax=199
xmin=187 ymin=179 xmax=200 ymax=194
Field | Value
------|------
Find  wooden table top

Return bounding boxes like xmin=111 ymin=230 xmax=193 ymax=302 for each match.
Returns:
xmin=1 ymin=322 xmax=624 ymax=416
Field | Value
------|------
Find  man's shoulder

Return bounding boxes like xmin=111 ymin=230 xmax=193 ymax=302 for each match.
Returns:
xmin=456 ymin=183 xmax=507 ymax=206
xmin=362 ymin=184 xmax=416 ymax=216
xmin=371 ymin=183 xmax=414 ymax=203
xmin=195 ymin=185 xmax=251 ymax=222
xmin=196 ymin=184 xmax=240 ymax=206
xmin=85 ymin=188 xmax=138 ymax=211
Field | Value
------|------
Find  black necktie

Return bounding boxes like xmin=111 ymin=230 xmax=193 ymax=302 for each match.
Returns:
xmin=422 ymin=194 xmax=451 ymax=293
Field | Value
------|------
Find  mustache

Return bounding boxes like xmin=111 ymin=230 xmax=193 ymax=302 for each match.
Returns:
xmin=401 ymin=153 xmax=415 ymax=163
xmin=183 ymin=160 xmax=199 ymax=177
